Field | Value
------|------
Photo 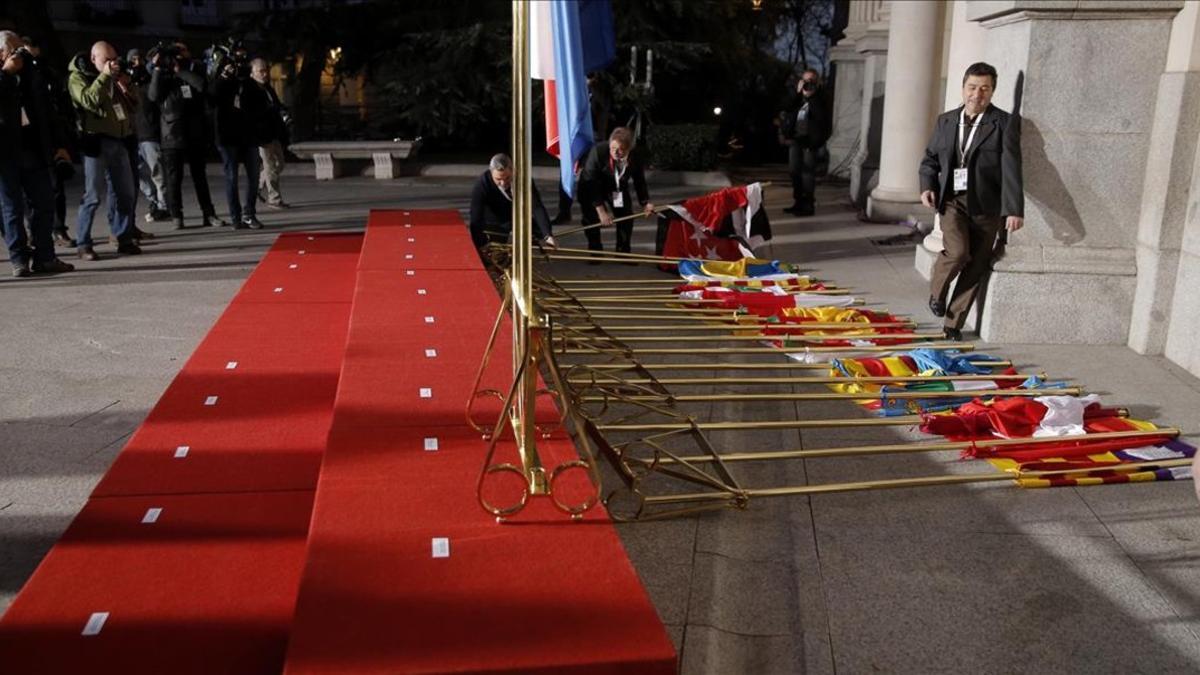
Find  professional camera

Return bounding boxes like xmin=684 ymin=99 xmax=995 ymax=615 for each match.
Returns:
xmin=149 ymin=41 xmax=180 ymax=70
xmin=208 ymin=37 xmax=249 ymax=79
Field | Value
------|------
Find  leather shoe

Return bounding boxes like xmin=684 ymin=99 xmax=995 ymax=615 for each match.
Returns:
xmin=242 ymin=217 xmax=265 ymax=230
xmin=53 ymin=230 xmax=76 ymax=247
xmin=116 ymin=241 xmax=142 ymax=255
xmin=928 ymin=296 xmax=946 ymax=317
xmin=78 ymin=246 xmax=99 ymax=261
xmin=32 ymin=258 xmax=75 ymax=274
xmin=943 ymin=327 xmax=963 ymax=342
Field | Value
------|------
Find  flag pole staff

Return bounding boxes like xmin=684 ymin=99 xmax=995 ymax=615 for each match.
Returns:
xmin=596 ymin=409 xmax=1131 ymax=434
xmin=556 ymin=321 xmax=916 ymax=331
xmin=576 ymin=387 xmax=1083 ymax=403
xmin=567 ymin=373 xmax=1043 ymax=386
xmin=647 ymin=428 xmax=1180 ymax=465
xmin=580 ymin=360 xmax=1014 ymax=371
xmin=556 ymin=331 xmax=949 ymax=343
xmin=506 ymin=0 xmax=546 ymax=495
xmin=632 ymin=457 xmax=1192 ymax=512
xmin=553 ymin=182 xmax=775 ymax=238
xmin=560 ymin=342 xmax=972 ymax=356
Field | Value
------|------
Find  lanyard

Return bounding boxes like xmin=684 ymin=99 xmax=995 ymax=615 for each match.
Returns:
xmin=609 ymin=155 xmax=626 ymax=191
xmin=958 ymin=108 xmax=983 ymax=166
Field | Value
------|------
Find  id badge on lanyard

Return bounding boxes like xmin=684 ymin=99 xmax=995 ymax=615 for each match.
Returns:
xmin=611 ymin=157 xmax=626 ymax=209
xmin=955 ymin=109 xmax=981 ymax=192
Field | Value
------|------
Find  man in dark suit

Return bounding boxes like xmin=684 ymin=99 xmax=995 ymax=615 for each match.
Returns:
xmin=468 ymin=153 xmax=555 ymax=252
xmin=920 ymin=61 xmax=1024 ymax=341
xmin=577 ymin=126 xmax=653 ymax=254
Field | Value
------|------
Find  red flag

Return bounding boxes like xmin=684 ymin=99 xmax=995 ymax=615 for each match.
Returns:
xmin=660 ymin=218 xmax=745 ymax=262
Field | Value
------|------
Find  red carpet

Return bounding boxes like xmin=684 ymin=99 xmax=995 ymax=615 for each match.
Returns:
xmin=1 ymin=215 xmax=676 ymax=675
xmin=0 ymin=491 xmax=315 ymax=675
xmin=284 ymin=210 xmax=676 ymax=674
xmin=0 ymin=232 xmax=360 ymax=674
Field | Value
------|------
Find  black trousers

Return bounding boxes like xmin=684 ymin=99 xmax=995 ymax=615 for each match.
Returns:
xmin=581 ymin=201 xmax=633 ymax=253
xmin=788 ymin=143 xmax=818 ymax=207
xmin=161 ymin=146 xmax=216 ymax=219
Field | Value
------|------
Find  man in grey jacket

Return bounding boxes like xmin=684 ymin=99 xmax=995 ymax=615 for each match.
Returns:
xmin=919 ymin=62 xmax=1024 ymax=341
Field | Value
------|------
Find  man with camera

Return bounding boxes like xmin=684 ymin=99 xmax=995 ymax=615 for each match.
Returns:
xmin=0 ymin=31 xmax=76 ymax=277
xmin=920 ymin=62 xmax=1024 ymax=342
xmin=779 ymin=69 xmax=829 ymax=217
xmin=211 ymin=42 xmax=270 ymax=229
xmin=19 ymin=35 xmax=77 ymax=248
xmin=68 ymin=41 xmax=140 ymax=259
xmin=148 ymin=41 xmax=221 ymax=229
xmin=0 ymin=30 xmax=75 ymax=277
xmin=251 ymin=58 xmax=290 ymax=209
xmin=130 ymin=47 xmax=168 ymax=223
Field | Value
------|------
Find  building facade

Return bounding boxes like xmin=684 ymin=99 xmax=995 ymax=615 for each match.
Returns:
xmin=832 ymin=0 xmax=1200 ymax=378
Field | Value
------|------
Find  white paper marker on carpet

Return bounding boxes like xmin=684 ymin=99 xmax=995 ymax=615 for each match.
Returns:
xmin=407 ymin=237 xmax=415 ymax=243
xmin=298 ymin=250 xmax=306 ymax=255
xmin=424 ymin=437 xmax=439 ymax=451
xmin=425 ymin=349 xmax=437 ymax=358
xmin=226 ymin=361 xmax=238 ymax=370
xmin=142 ymin=508 xmax=162 ymax=524
xmin=174 ymin=445 xmax=190 ymax=459
xmin=81 ymin=612 xmax=109 ymax=636
xmin=424 ymin=316 xmax=435 ymax=323
xmin=431 ymin=538 xmax=450 ymax=558
xmin=406 ymin=270 xmax=415 ymax=276
xmin=417 ymin=289 xmax=426 ymax=295
xmin=289 ymin=263 xmax=298 ymax=269
xmin=204 ymin=396 xmax=219 ymax=406
xmin=419 ymin=388 xmax=432 ymax=398
xmin=273 ymin=287 xmax=283 ymax=293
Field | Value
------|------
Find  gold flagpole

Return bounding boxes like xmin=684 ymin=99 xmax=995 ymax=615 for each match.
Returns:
xmin=576 ymin=387 xmax=1082 ymax=403
xmin=648 ymin=428 xmax=1180 ymax=464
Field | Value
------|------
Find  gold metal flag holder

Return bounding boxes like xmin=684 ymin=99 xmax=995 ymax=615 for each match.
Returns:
xmin=472 ymin=2 xmax=607 ymax=521
xmin=472 ymin=2 xmax=1191 ymax=522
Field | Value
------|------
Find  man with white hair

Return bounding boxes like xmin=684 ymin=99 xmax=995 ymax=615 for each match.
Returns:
xmin=468 ymin=153 xmax=555 ymax=253
xmin=251 ymin=57 xmax=290 ymax=209
xmin=0 ymin=30 xmax=75 ymax=276
xmin=68 ymin=40 xmax=139 ymax=258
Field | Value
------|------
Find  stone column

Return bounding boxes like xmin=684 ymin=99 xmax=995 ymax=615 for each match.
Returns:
xmin=866 ymin=1 xmax=943 ymax=223
xmin=915 ymin=0 xmax=992 ymax=281
xmin=825 ymin=4 xmax=870 ymax=176
xmin=1153 ymin=3 xmax=1200 ymax=372
xmin=972 ymin=0 xmax=1183 ymax=344
xmin=848 ymin=1 xmax=890 ymax=205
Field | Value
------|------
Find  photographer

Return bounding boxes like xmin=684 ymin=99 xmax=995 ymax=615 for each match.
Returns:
xmin=0 ymin=31 xmax=74 ymax=276
xmin=779 ymin=69 xmax=829 ymax=217
xmin=20 ymin=35 xmax=76 ymax=248
xmin=251 ymin=58 xmax=290 ymax=209
xmin=148 ymin=41 xmax=221 ymax=229
xmin=210 ymin=41 xmax=269 ymax=229
xmin=68 ymin=41 xmax=140 ymax=258
xmin=130 ymin=47 xmax=168 ymax=222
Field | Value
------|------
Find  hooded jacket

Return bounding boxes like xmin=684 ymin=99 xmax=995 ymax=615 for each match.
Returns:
xmin=67 ymin=54 xmax=135 ymax=141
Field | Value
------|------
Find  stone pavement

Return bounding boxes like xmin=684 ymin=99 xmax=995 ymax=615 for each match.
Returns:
xmin=2 ymin=171 xmax=1199 ymax=674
